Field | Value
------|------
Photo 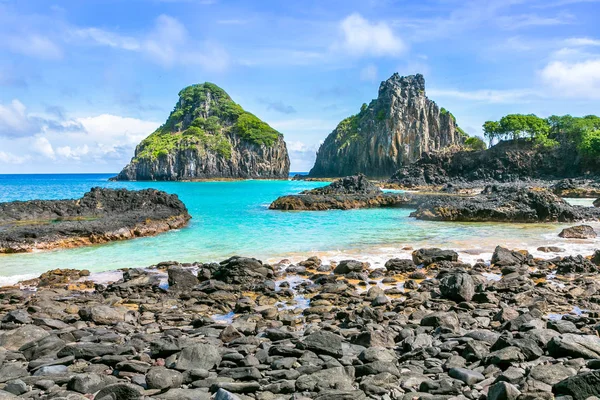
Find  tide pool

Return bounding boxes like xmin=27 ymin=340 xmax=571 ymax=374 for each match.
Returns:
xmin=1 ymin=174 xmax=599 ymax=285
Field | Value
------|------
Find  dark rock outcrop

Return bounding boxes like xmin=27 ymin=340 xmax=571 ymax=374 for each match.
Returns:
xmin=269 ymin=174 xmax=410 ymax=210
xmin=388 ymin=140 xmax=592 ymax=189
xmin=308 ymin=73 xmax=465 ymax=178
xmin=115 ymin=83 xmax=290 ymax=181
xmin=410 ymin=185 xmax=600 ymax=222
xmin=0 ymin=187 xmax=190 ymax=253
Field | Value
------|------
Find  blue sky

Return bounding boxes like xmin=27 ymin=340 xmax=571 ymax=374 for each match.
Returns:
xmin=0 ymin=0 xmax=599 ymax=173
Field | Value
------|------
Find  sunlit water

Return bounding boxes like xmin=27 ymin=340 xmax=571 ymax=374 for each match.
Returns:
xmin=1 ymin=174 xmax=599 ymax=285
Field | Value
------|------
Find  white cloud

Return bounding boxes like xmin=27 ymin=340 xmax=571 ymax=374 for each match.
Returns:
xmin=337 ymin=13 xmax=405 ymax=57
xmin=360 ymin=64 xmax=378 ymax=81
xmin=74 ymin=28 xmax=140 ymax=50
xmin=32 ymin=136 xmax=55 ymax=159
xmin=428 ymin=88 xmax=540 ymax=103
xmin=3 ymin=34 xmax=63 ymax=60
xmin=562 ymin=37 xmax=600 ymax=47
xmin=285 ymin=140 xmax=320 ymax=172
xmin=72 ymin=15 xmax=229 ymax=71
xmin=0 ymin=100 xmax=34 ymax=137
xmin=0 ymin=151 xmax=29 ymax=164
xmin=540 ymin=59 xmax=600 ymax=99
xmin=77 ymin=114 xmax=159 ymax=145
xmin=496 ymin=13 xmax=573 ymax=30
xmin=56 ymin=145 xmax=90 ymax=159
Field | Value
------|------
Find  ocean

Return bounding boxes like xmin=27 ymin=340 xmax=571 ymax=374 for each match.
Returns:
xmin=1 ymin=173 xmax=599 ymax=285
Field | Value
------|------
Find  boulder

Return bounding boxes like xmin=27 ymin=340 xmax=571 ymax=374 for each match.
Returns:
xmin=412 ymin=248 xmax=458 ymax=266
xmin=146 ymin=366 xmax=183 ymax=390
xmin=167 ymin=266 xmax=199 ymax=291
xmin=439 ymin=272 xmax=474 ymax=302
xmin=94 ymin=383 xmax=143 ymax=400
xmin=553 ymin=370 xmax=600 ymax=400
xmin=559 ymin=224 xmax=597 ymax=239
xmin=174 ymin=344 xmax=222 ymax=371
xmin=384 ymin=258 xmax=416 ymax=273
xmin=212 ymin=257 xmax=274 ymax=284
xmin=300 ymin=330 xmax=344 ymax=358
xmin=334 ymin=260 xmax=367 ymax=275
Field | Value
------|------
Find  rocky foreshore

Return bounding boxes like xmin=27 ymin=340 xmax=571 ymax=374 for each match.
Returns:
xmin=410 ymin=185 xmax=600 ymax=223
xmin=270 ymin=175 xmax=410 ymax=211
xmin=0 ymin=188 xmax=191 ymax=253
xmin=2 ymin=247 xmax=600 ymax=399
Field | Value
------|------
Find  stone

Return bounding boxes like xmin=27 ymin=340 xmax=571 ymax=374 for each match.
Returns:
xmin=559 ymin=225 xmax=597 ymax=239
xmin=530 ymin=364 xmax=575 ymax=386
xmin=548 ymin=334 xmax=600 ymax=359
xmin=421 ymin=311 xmax=461 ymax=332
xmin=334 ymin=260 xmax=367 ymax=274
xmin=301 ymin=330 xmax=344 ymax=358
xmin=167 ymin=266 xmax=199 ymax=290
xmin=0 ymin=324 xmax=49 ymax=351
xmin=384 ymin=258 xmax=416 ymax=272
xmin=492 ymin=246 xmax=527 ymax=266
xmin=146 ymin=366 xmax=183 ymax=390
xmin=94 ymin=383 xmax=143 ymax=400
xmin=214 ymin=389 xmax=242 ymax=400
xmin=3 ymin=380 xmax=27 ymax=396
xmin=412 ymin=248 xmax=459 ymax=266
xmin=79 ymin=305 xmax=126 ymax=325
xmin=553 ymin=370 xmax=600 ymax=400
xmin=439 ymin=272 xmax=474 ymax=302
xmin=175 ymin=344 xmax=222 ymax=371
xmin=488 ymin=381 xmax=521 ymax=400
xmin=448 ymin=367 xmax=484 ymax=385
xmin=296 ymin=366 xmax=355 ymax=391
xmin=68 ymin=373 xmax=119 ymax=394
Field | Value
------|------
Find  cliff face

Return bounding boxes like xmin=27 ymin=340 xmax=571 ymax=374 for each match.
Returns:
xmin=308 ymin=73 xmax=465 ymax=178
xmin=116 ymin=83 xmax=290 ymax=181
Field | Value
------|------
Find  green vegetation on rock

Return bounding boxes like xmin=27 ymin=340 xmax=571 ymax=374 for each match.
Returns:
xmin=133 ymin=82 xmax=281 ymax=162
xmin=464 ymin=136 xmax=487 ymax=151
xmin=483 ymin=113 xmax=600 ymax=159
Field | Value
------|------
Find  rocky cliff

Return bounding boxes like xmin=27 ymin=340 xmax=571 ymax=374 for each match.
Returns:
xmin=308 ymin=73 xmax=465 ymax=178
xmin=116 ymin=83 xmax=290 ymax=181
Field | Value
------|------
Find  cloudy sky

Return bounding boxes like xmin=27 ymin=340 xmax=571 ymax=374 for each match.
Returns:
xmin=1 ymin=0 xmax=599 ymax=173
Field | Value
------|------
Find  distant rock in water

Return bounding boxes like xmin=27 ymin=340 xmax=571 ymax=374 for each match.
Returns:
xmin=410 ymin=185 xmax=600 ymax=223
xmin=269 ymin=174 xmax=410 ymax=210
xmin=115 ymin=83 xmax=290 ymax=181
xmin=0 ymin=188 xmax=191 ymax=253
xmin=308 ymin=73 xmax=465 ymax=178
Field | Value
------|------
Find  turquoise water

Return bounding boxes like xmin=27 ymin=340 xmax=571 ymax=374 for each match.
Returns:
xmin=1 ymin=174 xmax=599 ymax=284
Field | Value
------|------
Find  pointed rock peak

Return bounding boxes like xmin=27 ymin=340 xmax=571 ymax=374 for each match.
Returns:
xmin=379 ymin=73 xmax=426 ymax=97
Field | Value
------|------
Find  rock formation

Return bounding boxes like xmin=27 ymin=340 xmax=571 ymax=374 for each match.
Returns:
xmin=115 ymin=83 xmax=290 ymax=181
xmin=308 ymin=73 xmax=465 ymax=178
xmin=269 ymin=174 xmax=410 ymax=210
xmin=0 ymin=187 xmax=191 ymax=253
xmin=410 ymin=185 xmax=600 ymax=223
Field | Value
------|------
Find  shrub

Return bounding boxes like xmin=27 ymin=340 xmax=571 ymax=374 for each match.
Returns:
xmin=465 ymin=136 xmax=487 ymax=151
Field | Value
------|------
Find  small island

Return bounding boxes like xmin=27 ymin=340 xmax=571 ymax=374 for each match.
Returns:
xmin=115 ymin=83 xmax=290 ymax=181
xmin=0 ymin=188 xmax=191 ymax=253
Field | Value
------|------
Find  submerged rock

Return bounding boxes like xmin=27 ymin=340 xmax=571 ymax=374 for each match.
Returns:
xmin=558 ymin=224 xmax=597 ymax=239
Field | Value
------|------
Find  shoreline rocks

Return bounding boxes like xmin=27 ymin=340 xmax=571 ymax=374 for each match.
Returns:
xmin=0 ymin=187 xmax=191 ymax=253
xmin=2 ymin=247 xmax=600 ymax=399
xmin=410 ymin=185 xmax=600 ymax=223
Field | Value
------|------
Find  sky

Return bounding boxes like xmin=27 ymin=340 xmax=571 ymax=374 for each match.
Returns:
xmin=0 ymin=0 xmax=599 ymax=173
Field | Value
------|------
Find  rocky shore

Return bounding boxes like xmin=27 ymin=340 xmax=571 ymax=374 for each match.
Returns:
xmin=270 ymin=175 xmax=410 ymax=211
xmin=0 ymin=188 xmax=190 ymax=253
xmin=410 ymin=185 xmax=600 ymax=223
xmin=2 ymin=247 xmax=600 ymax=399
